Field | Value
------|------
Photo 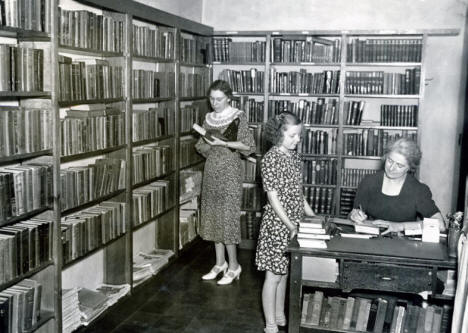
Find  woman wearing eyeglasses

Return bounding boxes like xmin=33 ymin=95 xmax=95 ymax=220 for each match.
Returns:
xmin=349 ymin=137 xmax=445 ymax=235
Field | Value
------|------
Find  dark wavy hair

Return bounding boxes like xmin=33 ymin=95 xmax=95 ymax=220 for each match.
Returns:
xmin=383 ymin=137 xmax=422 ymax=172
xmin=264 ymin=111 xmax=302 ymax=149
xmin=206 ymin=79 xmax=233 ymax=100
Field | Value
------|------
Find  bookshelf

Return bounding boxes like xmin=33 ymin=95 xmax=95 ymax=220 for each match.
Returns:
xmin=0 ymin=0 xmax=212 ymax=332
xmin=212 ymin=29 xmax=458 ymax=239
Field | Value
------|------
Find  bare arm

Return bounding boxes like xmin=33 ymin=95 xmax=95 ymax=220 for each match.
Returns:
xmin=267 ymin=191 xmax=297 ymax=239
xmin=373 ymin=211 xmax=446 ymax=235
xmin=303 ymin=197 xmax=315 ymax=217
xmin=204 ymin=136 xmax=251 ymax=151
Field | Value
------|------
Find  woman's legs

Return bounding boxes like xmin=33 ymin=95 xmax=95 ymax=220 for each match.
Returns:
xmin=214 ymin=242 xmax=226 ymax=266
xmin=262 ymin=271 xmax=283 ymax=330
xmin=275 ymin=274 xmax=288 ymax=325
xmin=225 ymin=243 xmax=239 ymax=270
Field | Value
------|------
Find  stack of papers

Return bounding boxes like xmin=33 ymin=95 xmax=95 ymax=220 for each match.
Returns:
xmin=95 ymin=284 xmax=130 ymax=307
xmin=62 ymin=288 xmax=81 ymax=333
xmin=77 ymin=288 xmax=108 ymax=325
xmin=133 ymin=249 xmax=174 ymax=286
xmin=297 ymin=216 xmax=329 ymax=248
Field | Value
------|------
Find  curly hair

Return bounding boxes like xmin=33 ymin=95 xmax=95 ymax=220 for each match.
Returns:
xmin=264 ymin=111 xmax=302 ymax=149
xmin=206 ymin=79 xmax=233 ymax=100
xmin=383 ymin=137 xmax=422 ymax=172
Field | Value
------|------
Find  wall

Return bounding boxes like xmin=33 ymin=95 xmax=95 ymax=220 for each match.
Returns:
xmin=203 ymin=0 xmax=468 ymax=216
xmin=134 ymin=0 xmax=204 ymax=23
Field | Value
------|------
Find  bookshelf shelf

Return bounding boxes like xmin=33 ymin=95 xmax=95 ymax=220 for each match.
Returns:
xmin=0 ymin=207 xmax=51 ymax=228
xmin=213 ymin=61 xmax=265 ymax=66
xmin=132 ymin=97 xmax=173 ymax=104
xmin=341 ymin=155 xmax=383 ymax=160
xmin=60 ymin=145 xmax=127 ymax=163
xmin=180 ymin=130 xmax=195 ymax=137
xmin=342 ymin=125 xmax=418 ymax=130
xmin=179 ymin=160 xmax=204 ymax=171
xmin=62 ymin=233 xmax=127 ymax=269
xmin=343 ymin=94 xmax=420 ymax=99
xmin=132 ymin=135 xmax=175 ymax=147
xmin=180 ymin=62 xmax=209 ymax=68
xmin=179 ymin=96 xmax=207 ymax=101
xmin=0 ymin=91 xmax=51 ymax=98
xmin=346 ymin=62 xmax=421 ymax=67
xmin=233 ymin=92 xmax=264 ymax=96
xmin=271 ymin=62 xmax=341 ymax=67
xmin=303 ymin=184 xmax=337 ymax=188
xmin=0 ymin=26 xmax=50 ymax=39
xmin=24 ymin=310 xmax=55 ymax=333
xmin=301 ymin=154 xmax=339 ymax=158
xmin=270 ymin=93 xmax=340 ymax=98
xmin=0 ymin=261 xmax=54 ymax=291
xmin=132 ymin=206 xmax=176 ymax=232
xmin=132 ymin=55 xmax=175 ymax=63
xmin=132 ymin=172 xmax=175 ymax=190
xmin=0 ymin=149 xmax=53 ymax=165
xmin=58 ymin=45 xmax=125 ymax=58
xmin=303 ymin=124 xmax=339 ymax=128
xmin=58 ymin=98 xmax=125 ymax=107
xmin=61 ymin=189 xmax=126 ymax=216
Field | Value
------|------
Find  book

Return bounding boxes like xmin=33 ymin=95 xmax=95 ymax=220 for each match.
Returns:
xmin=354 ymin=222 xmax=380 ymax=235
xmin=296 ymin=233 xmax=330 ymax=240
xmin=355 ymin=298 xmax=371 ymax=331
xmin=373 ymin=298 xmax=388 ymax=333
xmin=342 ymin=297 xmax=355 ymax=330
xmin=301 ymin=293 xmax=310 ymax=324
xmin=308 ymin=291 xmax=324 ymax=326
xmin=297 ymin=238 xmax=327 ymax=249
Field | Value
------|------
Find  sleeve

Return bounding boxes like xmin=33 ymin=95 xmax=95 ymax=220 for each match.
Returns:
xmin=236 ymin=111 xmax=256 ymax=156
xmin=194 ymin=121 xmax=211 ymax=158
xmin=415 ymin=183 xmax=440 ymax=218
xmin=352 ymin=175 xmax=372 ymax=210
xmin=261 ymin=152 xmax=280 ymax=192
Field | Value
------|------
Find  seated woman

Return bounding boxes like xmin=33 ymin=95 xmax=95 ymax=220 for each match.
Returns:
xmin=349 ymin=137 xmax=445 ymax=235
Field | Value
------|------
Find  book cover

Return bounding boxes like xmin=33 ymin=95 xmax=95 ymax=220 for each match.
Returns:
xmin=309 ymin=291 xmax=324 ymax=326
xmin=373 ymin=298 xmax=388 ymax=333
xmin=301 ymin=293 xmax=310 ymax=324
xmin=342 ymin=296 xmax=355 ymax=330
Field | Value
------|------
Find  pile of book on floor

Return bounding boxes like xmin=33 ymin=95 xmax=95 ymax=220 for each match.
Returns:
xmin=133 ymin=248 xmax=174 ymax=286
xmin=301 ymin=291 xmax=451 ymax=332
xmin=77 ymin=288 xmax=108 ymax=325
xmin=62 ymin=288 xmax=81 ymax=333
xmin=0 ymin=279 xmax=43 ymax=333
xmin=297 ymin=216 xmax=330 ymax=248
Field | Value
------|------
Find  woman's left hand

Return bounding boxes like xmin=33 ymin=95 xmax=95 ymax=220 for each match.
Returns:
xmin=372 ymin=220 xmax=403 ymax=235
xmin=204 ymin=136 xmax=226 ymax=147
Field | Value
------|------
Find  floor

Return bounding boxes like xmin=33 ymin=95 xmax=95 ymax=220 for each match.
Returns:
xmin=81 ymin=240 xmax=282 ymax=333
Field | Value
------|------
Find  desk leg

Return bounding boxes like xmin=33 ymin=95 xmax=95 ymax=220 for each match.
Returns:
xmin=289 ymin=253 xmax=302 ymax=333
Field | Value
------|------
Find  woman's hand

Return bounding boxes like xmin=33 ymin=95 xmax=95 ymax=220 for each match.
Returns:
xmin=204 ymin=136 xmax=227 ymax=147
xmin=372 ymin=220 xmax=403 ymax=235
xmin=289 ymin=226 xmax=298 ymax=240
xmin=349 ymin=208 xmax=368 ymax=224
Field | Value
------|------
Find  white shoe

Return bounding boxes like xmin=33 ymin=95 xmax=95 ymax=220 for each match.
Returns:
xmin=217 ymin=265 xmax=241 ymax=285
xmin=201 ymin=262 xmax=228 ymax=280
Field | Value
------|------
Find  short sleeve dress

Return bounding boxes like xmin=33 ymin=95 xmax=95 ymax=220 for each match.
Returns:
xmin=195 ymin=108 xmax=256 ymax=245
xmin=353 ymin=170 xmax=439 ymax=222
xmin=255 ymin=146 xmax=304 ymax=275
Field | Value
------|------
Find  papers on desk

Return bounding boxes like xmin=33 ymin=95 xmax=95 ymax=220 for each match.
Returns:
xmin=328 ymin=217 xmax=380 ymax=236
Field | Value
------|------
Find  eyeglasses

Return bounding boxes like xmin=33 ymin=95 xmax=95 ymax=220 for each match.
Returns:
xmin=386 ymin=156 xmax=408 ymax=169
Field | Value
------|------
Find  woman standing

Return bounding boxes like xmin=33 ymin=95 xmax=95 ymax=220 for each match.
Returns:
xmin=195 ymin=80 xmax=256 ymax=285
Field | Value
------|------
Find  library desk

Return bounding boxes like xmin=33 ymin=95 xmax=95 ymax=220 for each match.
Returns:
xmin=287 ymin=236 xmax=456 ymax=333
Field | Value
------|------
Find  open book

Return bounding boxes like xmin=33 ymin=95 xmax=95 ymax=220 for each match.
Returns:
xmin=192 ymin=119 xmax=239 ymax=142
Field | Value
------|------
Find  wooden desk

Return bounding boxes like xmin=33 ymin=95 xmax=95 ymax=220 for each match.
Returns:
xmin=287 ymin=236 xmax=456 ymax=333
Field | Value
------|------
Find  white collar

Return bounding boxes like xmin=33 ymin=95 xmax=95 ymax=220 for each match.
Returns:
xmin=205 ymin=107 xmax=242 ymax=127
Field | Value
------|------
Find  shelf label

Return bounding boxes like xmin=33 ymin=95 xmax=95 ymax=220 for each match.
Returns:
xmin=226 ymin=31 xmax=238 ymax=34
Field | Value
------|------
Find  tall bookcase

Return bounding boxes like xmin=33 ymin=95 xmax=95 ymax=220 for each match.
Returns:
xmin=0 ymin=0 xmax=212 ymax=332
xmin=212 ymin=29 xmax=457 ymax=249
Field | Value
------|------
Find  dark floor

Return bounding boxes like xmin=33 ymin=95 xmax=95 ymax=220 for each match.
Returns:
xmin=81 ymin=240 xmax=273 ymax=333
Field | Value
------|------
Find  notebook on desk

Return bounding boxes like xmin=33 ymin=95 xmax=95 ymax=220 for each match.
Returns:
xmin=326 ymin=236 xmax=448 ymax=261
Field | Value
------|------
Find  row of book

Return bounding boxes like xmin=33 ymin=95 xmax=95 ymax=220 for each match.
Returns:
xmin=240 ymin=211 xmax=261 ymax=241
xmin=132 ymin=24 xmax=175 ymax=59
xmin=0 ymin=0 xmax=50 ymax=32
xmin=60 ymin=158 xmax=125 ymax=211
xmin=345 ymin=69 xmax=421 ymax=95
xmin=179 ymin=72 xmax=209 ymax=98
xmin=179 ymin=35 xmax=209 ymax=65
xmin=0 ymin=164 xmax=53 ymax=222
xmin=0 ymin=45 xmax=44 ymax=92
xmin=132 ymin=105 xmax=175 ymax=143
xmin=343 ymin=129 xmax=417 ymax=157
xmin=133 ymin=180 xmax=172 ymax=227
xmin=341 ymin=168 xmax=378 ymax=188
xmin=62 ymin=284 xmax=131 ymax=333
xmin=133 ymin=145 xmax=172 ymax=186
xmin=269 ymin=69 xmax=340 ymax=95
xmin=218 ymin=68 xmax=265 ymax=94
xmin=271 ymin=37 xmax=341 ymax=63
xmin=303 ymin=158 xmax=337 ymax=185
xmin=340 ymin=188 xmax=356 ymax=217
xmin=0 ymin=106 xmax=51 ymax=158
xmin=242 ymin=158 xmax=259 ymax=183
xmin=0 ymin=218 xmax=52 ymax=283
xmin=132 ymin=70 xmax=175 ymax=99
xmin=179 ymin=137 xmax=203 ymax=168
xmin=343 ymin=100 xmax=365 ymax=126
xmin=241 ymin=184 xmax=263 ymax=211
xmin=249 ymin=125 xmax=268 ymax=155
xmin=61 ymin=201 xmax=127 ymax=265
xmin=347 ymin=38 xmax=423 ymax=63
xmin=302 ymin=291 xmax=450 ymax=333
xmin=180 ymin=105 xmax=200 ymax=133
xmin=380 ymin=105 xmax=418 ymax=127
xmin=299 ymin=128 xmax=338 ymax=155
xmin=58 ymin=7 xmax=124 ymax=53
xmin=268 ymin=98 xmax=338 ymax=125
xmin=304 ymin=186 xmax=334 ymax=215
xmin=58 ymin=56 xmax=124 ymax=102
xmin=212 ymin=38 xmax=266 ymax=63
xmin=133 ymin=249 xmax=173 ymax=286
xmin=179 ymin=205 xmax=198 ymax=249
xmin=61 ymin=107 xmax=125 ymax=157
xmin=232 ymin=97 xmax=264 ymax=123
xmin=0 ymin=279 xmax=43 ymax=333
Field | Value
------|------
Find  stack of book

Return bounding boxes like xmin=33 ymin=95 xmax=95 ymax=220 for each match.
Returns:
xmin=77 ymin=288 xmax=108 ymax=325
xmin=133 ymin=249 xmax=174 ymax=286
xmin=297 ymin=216 xmax=330 ymax=248
xmin=62 ymin=288 xmax=81 ymax=333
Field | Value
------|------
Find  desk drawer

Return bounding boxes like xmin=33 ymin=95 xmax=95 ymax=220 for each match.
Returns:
xmin=342 ymin=262 xmax=432 ymax=293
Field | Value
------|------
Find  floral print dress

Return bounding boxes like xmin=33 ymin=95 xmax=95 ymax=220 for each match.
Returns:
xmin=255 ymin=146 xmax=304 ymax=274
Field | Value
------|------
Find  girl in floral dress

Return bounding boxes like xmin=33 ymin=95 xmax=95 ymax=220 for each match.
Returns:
xmin=256 ymin=111 xmax=315 ymax=333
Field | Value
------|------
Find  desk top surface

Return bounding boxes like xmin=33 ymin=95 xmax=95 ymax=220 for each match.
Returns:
xmin=289 ymin=236 xmax=454 ymax=265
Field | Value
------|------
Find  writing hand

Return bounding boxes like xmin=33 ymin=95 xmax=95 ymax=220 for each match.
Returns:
xmin=373 ymin=220 xmax=403 ymax=235
xmin=349 ymin=208 xmax=368 ymax=224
